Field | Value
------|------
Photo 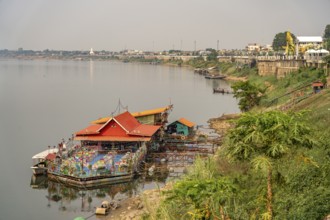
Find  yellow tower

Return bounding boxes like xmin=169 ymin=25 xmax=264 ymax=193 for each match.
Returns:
xmin=285 ymin=31 xmax=295 ymax=55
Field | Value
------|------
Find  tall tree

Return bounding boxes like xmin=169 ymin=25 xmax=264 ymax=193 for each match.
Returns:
xmin=272 ymin=31 xmax=296 ymax=52
xmin=323 ymin=24 xmax=330 ymax=50
xmin=323 ymin=24 xmax=330 ymax=39
xmin=224 ymin=111 xmax=317 ymax=219
xmin=206 ymin=48 xmax=218 ymax=61
xmin=231 ymin=80 xmax=266 ymax=112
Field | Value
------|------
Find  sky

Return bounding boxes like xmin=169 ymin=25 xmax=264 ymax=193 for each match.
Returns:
xmin=0 ymin=0 xmax=329 ymax=51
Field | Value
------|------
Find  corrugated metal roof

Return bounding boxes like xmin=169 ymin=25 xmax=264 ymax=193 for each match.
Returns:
xmin=306 ymin=49 xmax=330 ymax=54
xmin=297 ymin=36 xmax=323 ymax=43
xmin=132 ymin=107 xmax=168 ymax=117
xmin=91 ymin=106 xmax=171 ymax=124
xmin=178 ymin=118 xmax=195 ymax=128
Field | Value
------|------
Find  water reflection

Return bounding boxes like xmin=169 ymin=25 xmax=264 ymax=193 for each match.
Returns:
xmin=89 ymin=60 xmax=94 ymax=86
xmin=30 ymin=173 xmax=168 ymax=214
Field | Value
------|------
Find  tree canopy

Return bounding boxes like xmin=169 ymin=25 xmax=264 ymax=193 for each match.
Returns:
xmin=323 ymin=24 xmax=330 ymax=39
xmin=272 ymin=31 xmax=296 ymax=52
xmin=323 ymin=24 xmax=330 ymax=50
xmin=225 ymin=110 xmax=318 ymax=219
xmin=231 ymin=80 xmax=266 ymax=112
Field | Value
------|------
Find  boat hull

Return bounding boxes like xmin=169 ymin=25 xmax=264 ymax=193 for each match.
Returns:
xmin=31 ymin=166 xmax=47 ymax=175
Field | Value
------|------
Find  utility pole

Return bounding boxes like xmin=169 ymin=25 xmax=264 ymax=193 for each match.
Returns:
xmin=194 ymin=40 xmax=196 ymax=52
xmin=217 ymin=40 xmax=219 ymax=51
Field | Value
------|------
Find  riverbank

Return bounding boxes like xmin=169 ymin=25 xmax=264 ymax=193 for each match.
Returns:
xmin=105 ymin=183 xmax=173 ymax=220
xmin=103 ymin=113 xmax=240 ymax=220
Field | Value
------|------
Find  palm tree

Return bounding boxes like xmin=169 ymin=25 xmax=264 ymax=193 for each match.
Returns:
xmin=224 ymin=110 xmax=316 ymax=219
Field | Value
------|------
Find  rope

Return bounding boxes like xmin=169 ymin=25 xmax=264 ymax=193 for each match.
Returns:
xmin=110 ymin=99 xmax=128 ymax=116
xmin=85 ymin=213 xmax=96 ymax=219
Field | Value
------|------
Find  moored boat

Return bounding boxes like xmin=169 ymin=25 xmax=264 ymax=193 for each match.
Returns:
xmin=31 ymin=148 xmax=58 ymax=175
xmin=205 ymin=74 xmax=226 ymax=79
xmin=213 ymin=87 xmax=233 ymax=94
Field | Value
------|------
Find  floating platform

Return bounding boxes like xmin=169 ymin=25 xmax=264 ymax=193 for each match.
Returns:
xmin=47 ymin=172 xmax=134 ymax=189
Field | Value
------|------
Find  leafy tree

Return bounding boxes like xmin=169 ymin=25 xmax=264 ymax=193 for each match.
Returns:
xmin=205 ymin=48 xmax=218 ymax=61
xmin=231 ymin=80 xmax=266 ymax=112
xmin=323 ymin=25 xmax=330 ymax=50
xmin=323 ymin=24 xmax=330 ymax=39
xmin=272 ymin=31 xmax=296 ymax=51
xmin=323 ymin=54 xmax=330 ymax=65
xmin=162 ymin=158 xmax=237 ymax=220
xmin=224 ymin=111 xmax=317 ymax=219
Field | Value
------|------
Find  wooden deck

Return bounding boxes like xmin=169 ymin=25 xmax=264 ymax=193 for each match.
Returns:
xmin=147 ymin=152 xmax=210 ymax=163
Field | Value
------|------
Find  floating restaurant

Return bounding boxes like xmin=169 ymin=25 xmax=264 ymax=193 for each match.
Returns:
xmin=46 ymin=108 xmax=169 ymax=188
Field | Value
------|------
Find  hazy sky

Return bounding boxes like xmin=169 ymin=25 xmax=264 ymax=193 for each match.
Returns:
xmin=0 ymin=0 xmax=329 ymax=51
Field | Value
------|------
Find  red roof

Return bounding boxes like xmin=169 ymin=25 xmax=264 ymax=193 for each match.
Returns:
xmin=46 ymin=153 xmax=56 ymax=161
xmin=128 ymin=124 xmax=161 ymax=136
xmin=75 ymin=111 xmax=160 ymax=141
xmin=74 ymin=136 xmax=152 ymax=142
xmin=114 ymin=111 xmax=140 ymax=132
xmin=76 ymin=124 xmax=102 ymax=135
xmin=312 ymin=82 xmax=324 ymax=87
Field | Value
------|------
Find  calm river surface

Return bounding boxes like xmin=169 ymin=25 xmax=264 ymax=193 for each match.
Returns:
xmin=0 ymin=59 xmax=239 ymax=220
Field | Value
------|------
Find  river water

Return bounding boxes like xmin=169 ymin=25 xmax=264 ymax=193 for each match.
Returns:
xmin=0 ymin=59 xmax=239 ymax=220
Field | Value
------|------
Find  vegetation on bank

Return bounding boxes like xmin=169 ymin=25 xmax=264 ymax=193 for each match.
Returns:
xmin=143 ymin=57 xmax=330 ymax=219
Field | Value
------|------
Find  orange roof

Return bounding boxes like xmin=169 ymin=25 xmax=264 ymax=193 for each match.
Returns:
xmin=92 ymin=117 xmax=112 ymax=124
xmin=76 ymin=124 xmax=102 ymax=135
xmin=312 ymin=82 xmax=324 ymax=87
xmin=131 ymin=107 xmax=169 ymax=117
xmin=128 ymin=124 xmax=160 ymax=136
xmin=91 ymin=106 xmax=172 ymax=124
xmin=114 ymin=111 xmax=140 ymax=132
xmin=178 ymin=118 xmax=195 ymax=128
xmin=74 ymin=136 xmax=151 ymax=142
xmin=75 ymin=111 xmax=160 ymax=141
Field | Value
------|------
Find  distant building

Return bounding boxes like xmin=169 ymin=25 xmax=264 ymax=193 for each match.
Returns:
xmin=304 ymin=49 xmax=329 ymax=67
xmin=296 ymin=36 xmax=323 ymax=55
xmin=246 ymin=43 xmax=261 ymax=52
xmin=90 ymin=48 xmax=95 ymax=55
xmin=260 ymin=44 xmax=273 ymax=52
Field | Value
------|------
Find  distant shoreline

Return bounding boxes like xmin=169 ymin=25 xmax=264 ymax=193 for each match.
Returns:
xmin=0 ymin=55 xmax=247 ymax=82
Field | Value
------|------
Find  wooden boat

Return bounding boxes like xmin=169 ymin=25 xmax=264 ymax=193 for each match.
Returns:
xmin=205 ymin=74 xmax=226 ymax=79
xmin=213 ymin=88 xmax=233 ymax=94
xmin=194 ymin=68 xmax=209 ymax=75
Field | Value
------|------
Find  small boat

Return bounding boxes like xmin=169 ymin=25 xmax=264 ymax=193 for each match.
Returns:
xmin=213 ymin=88 xmax=233 ymax=94
xmin=31 ymin=148 xmax=58 ymax=175
xmin=194 ymin=68 xmax=209 ymax=75
xmin=205 ymin=74 xmax=226 ymax=79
